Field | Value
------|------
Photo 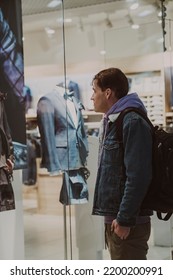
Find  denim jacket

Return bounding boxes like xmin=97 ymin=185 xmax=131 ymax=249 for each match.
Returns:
xmin=92 ymin=111 xmax=153 ymax=227
xmin=37 ymin=89 xmax=89 ymax=173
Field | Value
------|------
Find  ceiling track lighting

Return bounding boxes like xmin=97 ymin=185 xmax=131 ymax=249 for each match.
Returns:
xmin=160 ymin=0 xmax=167 ymax=52
xmin=127 ymin=14 xmax=139 ymax=30
xmin=105 ymin=15 xmax=113 ymax=28
xmin=130 ymin=2 xmax=139 ymax=10
xmin=77 ymin=18 xmax=84 ymax=32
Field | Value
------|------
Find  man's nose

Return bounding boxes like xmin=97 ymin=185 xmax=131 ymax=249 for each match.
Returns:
xmin=91 ymin=93 xmax=94 ymax=100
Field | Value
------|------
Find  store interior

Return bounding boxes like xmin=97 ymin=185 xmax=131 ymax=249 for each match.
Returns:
xmin=1 ymin=0 xmax=173 ymax=260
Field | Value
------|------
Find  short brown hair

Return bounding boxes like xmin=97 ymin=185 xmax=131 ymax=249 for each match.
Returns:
xmin=92 ymin=68 xmax=129 ymax=99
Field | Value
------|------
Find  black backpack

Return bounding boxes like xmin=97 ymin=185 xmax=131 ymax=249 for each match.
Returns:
xmin=116 ymin=107 xmax=173 ymax=221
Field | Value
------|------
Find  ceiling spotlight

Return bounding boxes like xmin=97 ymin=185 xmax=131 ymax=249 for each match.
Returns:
xmin=44 ymin=27 xmax=55 ymax=37
xmin=64 ymin=18 xmax=72 ymax=23
xmin=138 ymin=9 xmax=153 ymax=17
xmin=157 ymin=37 xmax=164 ymax=43
xmin=131 ymin=24 xmax=139 ymax=29
xmin=100 ymin=50 xmax=106 ymax=55
xmin=130 ymin=2 xmax=139 ymax=10
xmin=47 ymin=0 xmax=61 ymax=8
xmin=127 ymin=14 xmax=139 ymax=29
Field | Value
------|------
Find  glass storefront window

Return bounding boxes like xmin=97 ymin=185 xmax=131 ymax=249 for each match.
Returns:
xmin=21 ymin=0 xmax=173 ymax=260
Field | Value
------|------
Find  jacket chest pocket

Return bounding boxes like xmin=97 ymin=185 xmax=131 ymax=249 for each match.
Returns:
xmin=102 ymin=140 xmax=121 ymax=164
xmin=55 ymin=138 xmax=67 ymax=148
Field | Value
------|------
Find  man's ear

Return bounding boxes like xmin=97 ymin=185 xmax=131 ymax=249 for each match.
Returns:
xmin=105 ymin=88 xmax=112 ymax=99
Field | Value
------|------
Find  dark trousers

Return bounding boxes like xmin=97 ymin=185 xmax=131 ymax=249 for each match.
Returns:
xmin=105 ymin=221 xmax=151 ymax=260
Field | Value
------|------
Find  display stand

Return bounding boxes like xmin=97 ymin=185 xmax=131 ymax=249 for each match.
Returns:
xmin=63 ymin=204 xmax=68 ymax=260
xmin=0 ymin=170 xmax=25 ymax=259
xmin=75 ymin=136 xmax=104 ymax=259
xmin=36 ymin=158 xmax=73 ymax=259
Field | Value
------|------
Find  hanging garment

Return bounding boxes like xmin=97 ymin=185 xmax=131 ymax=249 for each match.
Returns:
xmin=22 ymin=138 xmax=37 ymax=186
xmin=58 ymin=80 xmax=81 ymax=100
xmin=59 ymin=168 xmax=89 ymax=205
xmin=0 ymin=92 xmax=15 ymax=212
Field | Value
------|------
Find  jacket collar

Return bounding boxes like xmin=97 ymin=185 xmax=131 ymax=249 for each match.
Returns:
xmin=107 ymin=113 xmax=121 ymax=123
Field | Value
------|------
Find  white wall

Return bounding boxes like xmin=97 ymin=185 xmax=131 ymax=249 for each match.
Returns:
xmin=0 ymin=171 xmax=24 ymax=260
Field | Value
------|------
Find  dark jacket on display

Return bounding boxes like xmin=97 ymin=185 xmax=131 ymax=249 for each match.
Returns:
xmin=0 ymin=92 xmax=15 ymax=212
xmin=37 ymin=87 xmax=89 ymax=173
xmin=0 ymin=8 xmax=24 ymax=103
xmin=92 ymin=99 xmax=153 ymax=227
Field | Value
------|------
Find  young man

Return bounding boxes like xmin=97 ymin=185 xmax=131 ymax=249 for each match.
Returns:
xmin=91 ymin=68 xmax=153 ymax=260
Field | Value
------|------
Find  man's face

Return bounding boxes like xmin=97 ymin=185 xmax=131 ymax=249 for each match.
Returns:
xmin=91 ymin=79 xmax=108 ymax=113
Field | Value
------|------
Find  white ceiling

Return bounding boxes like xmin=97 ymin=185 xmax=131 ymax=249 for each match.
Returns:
xmin=22 ymin=0 xmax=173 ymax=33
xmin=21 ymin=0 xmax=118 ymax=16
xmin=22 ymin=0 xmax=173 ymax=69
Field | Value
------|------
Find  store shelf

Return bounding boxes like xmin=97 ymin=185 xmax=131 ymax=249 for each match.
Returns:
xmin=83 ymin=110 xmax=103 ymax=129
xmin=84 ymin=122 xmax=101 ymax=129
xmin=127 ymin=70 xmax=166 ymax=127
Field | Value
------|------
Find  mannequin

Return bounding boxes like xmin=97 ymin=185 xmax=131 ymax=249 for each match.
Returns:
xmin=37 ymin=85 xmax=89 ymax=205
xmin=58 ymin=78 xmax=81 ymax=101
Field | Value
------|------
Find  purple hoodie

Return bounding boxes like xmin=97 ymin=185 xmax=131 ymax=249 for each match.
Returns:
xmin=105 ymin=92 xmax=147 ymax=121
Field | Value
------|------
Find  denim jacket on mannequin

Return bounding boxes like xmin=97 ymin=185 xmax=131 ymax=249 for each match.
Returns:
xmin=92 ymin=111 xmax=153 ymax=227
xmin=37 ymin=87 xmax=89 ymax=173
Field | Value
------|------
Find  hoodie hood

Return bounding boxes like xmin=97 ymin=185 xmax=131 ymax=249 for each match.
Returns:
xmin=105 ymin=92 xmax=147 ymax=121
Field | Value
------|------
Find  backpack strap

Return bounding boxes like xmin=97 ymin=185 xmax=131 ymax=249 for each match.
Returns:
xmin=115 ymin=107 xmax=154 ymax=142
